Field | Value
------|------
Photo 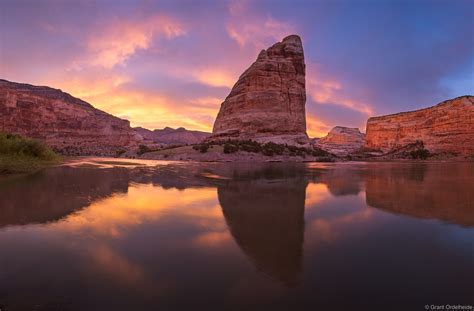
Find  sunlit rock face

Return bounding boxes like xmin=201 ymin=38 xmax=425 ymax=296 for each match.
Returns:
xmin=211 ymin=35 xmax=307 ymax=143
xmin=217 ymin=166 xmax=306 ymax=287
xmin=0 ymin=79 xmax=143 ymax=155
xmin=365 ymin=96 xmax=474 ymax=156
xmin=314 ymin=126 xmax=365 ymax=156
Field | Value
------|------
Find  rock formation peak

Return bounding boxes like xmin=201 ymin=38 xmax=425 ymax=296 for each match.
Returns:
xmin=211 ymin=35 xmax=307 ymax=142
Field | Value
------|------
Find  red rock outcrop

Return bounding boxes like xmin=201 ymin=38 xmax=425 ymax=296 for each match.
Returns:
xmin=314 ymin=126 xmax=365 ymax=156
xmin=211 ymin=35 xmax=307 ymax=142
xmin=365 ymin=96 xmax=474 ymax=156
xmin=134 ymin=126 xmax=210 ymax=145
xmin=0 ymin=79 xmax=142 ymax=155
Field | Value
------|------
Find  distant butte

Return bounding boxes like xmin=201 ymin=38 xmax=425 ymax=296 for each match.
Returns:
xmin=210 ymin=35 xmax=308 ymax=144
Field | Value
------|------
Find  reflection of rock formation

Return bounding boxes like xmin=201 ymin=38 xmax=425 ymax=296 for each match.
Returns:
xmin=0 ymin=167 xmax=129 ymax=227
xmin=364 ymin=163 xmax=474 ymax=226
xmin=314 ymin=167 xmax=362 ymax=196
xmin=217 ymin=167 xmax=307 ymax=287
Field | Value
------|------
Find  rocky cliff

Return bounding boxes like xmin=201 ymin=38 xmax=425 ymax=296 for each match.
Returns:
xmin=134 ymin=126 xmax=210 ymax=145
xmin=314 ymin=126 xmax=365 ymax=156
xmin=365 ymin=96 xmax=474 ymax=157
xmin=211 ymin=35 xmax=307 ymax=142
xmin=0 ymin=79 xmax=142 ymax=155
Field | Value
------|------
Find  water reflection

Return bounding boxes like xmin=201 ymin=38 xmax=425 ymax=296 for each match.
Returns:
xmin=217 ymin=167 xmax=307 ymax=286
xmin=0 ymin=159 xmax=472 ymax=310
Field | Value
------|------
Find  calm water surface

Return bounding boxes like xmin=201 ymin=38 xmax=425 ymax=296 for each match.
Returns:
xmin=0 ymin=159 xmax=473 ymax=310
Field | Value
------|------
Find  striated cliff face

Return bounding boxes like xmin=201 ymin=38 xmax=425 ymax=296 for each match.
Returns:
xmin=365 ymin=96 xmax=474 ymax=156
xmin=134 ymin=126 xmax=210 ymax=145
xmin=314 ymin=126 xmax=365 ymax=156
xmin=211 ymin=35 xmax=307 ymax=142
xmin=0 ymin=79 xmax=142 ymax=155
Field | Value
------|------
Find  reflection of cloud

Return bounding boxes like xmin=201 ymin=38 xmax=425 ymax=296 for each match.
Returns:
xmin=54 ymin=185 xmax=223 ymax=238
xmin=309 ymin=207 xmax=374 ymax=243
xmin=305 ymin=183 xmax=331 ymax=207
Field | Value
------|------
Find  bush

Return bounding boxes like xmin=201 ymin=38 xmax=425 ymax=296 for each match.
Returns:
xmin=410 ymin=148 xmax=430 ymax=160
xmin=223 ymin=143 xmax=238 ymax=154
xmin=262 ymin=142 xmax=284 ymax=156
xmin=199 ymin=143 xmax=210 ymax=153
xmin=238 ymin=140 xmax=261 ymax=153
xmin=0 ymin=132 xmax=56 ymax=160
xmin=137 ymin=144 xmax=152 ymax=155
xmin=0 ymin=132 xmax=59 ymax=173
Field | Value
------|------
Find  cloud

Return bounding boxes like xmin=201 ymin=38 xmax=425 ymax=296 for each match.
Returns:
xmin=226 ymin=0 xmax=295 ymax=49
xmin=84 ymin=14 xmax=185 ymax=68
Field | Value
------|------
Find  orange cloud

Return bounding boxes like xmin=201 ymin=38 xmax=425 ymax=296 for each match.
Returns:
xmin=306 ymin=114 xmax=332 ymax=138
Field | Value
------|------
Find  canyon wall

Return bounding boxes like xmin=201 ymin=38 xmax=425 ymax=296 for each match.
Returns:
xmin=134 ymin=126 xmax=210 ymax=145
xmin=211 ymin=35 xmax=307 ymax=142
xmin=365 ymin=96 xmax=474 ymax=156
xmin=0 ymin=79 xmax=142 ymax=155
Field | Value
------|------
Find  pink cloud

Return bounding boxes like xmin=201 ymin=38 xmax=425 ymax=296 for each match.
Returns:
xmin=84 ymin=14 xmax=186 ymax=68
xmin=226 ymin=0 xmax=295 ymax=49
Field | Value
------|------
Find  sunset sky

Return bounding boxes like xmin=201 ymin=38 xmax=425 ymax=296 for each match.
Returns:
xmin=1 ymin=0 xmax=472 ymax=137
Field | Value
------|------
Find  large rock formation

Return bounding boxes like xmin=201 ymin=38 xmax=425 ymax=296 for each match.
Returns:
xmin=134 ymin=126 xmax=210 ymax=145
xmin=314 ymin=126 xmax=365 ymax=156
xmin=0 ymin=79 xmax=142 ymax=155
xmin=365 ymin=96 xmax=474 ymax=156
xmin=211 ymin=35 xmax=307 ymax=142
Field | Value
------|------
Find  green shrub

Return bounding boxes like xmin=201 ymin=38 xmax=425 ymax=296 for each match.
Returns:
xmin=0 ymin=132 xmax=56 ymax=160
xmin=410 ymin=148 xmax=430 ymax=160
xmin=223 ymin=143 xmax=238 ymax=154
xmin=262 ymin=142 xmax=284 ymax=156
xmin=0 ymin=132 xmax=59 ymax=173
xmin=199 ymin=143 xmax=209 ymax=153
xmin=239 ymin=140 xmax=261 ymax=153
xmin=137 ymin=144 xmax=152 ymax=155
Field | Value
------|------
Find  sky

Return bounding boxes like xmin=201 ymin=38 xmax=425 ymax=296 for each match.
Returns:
xmin=0 ymin=0 xmax=473 ymax=137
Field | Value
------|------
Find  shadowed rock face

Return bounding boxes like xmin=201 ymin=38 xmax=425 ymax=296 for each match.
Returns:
xmin=365 ymin=96 xmax=474 ymax=156
xmin=217 ymin=167 xmax=307 ymax=287
xmin=314 ymin=127 xmax=365 ymax=157
xmin=0 ymin=79 xmax=142 ymax=155
xmin=134 ymin=127 xmax=210 ymax=145
xmin=212 ymin=35 xmax=307 ymax=142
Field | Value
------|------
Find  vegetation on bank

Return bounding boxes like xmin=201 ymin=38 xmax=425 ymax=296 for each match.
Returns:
xmin=0 ymin=132 xmax=60 ymax=174
xmin=191 ymin=139 xmax=331 ymax=158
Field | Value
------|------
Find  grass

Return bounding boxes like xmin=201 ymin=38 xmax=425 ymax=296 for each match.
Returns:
xmin=0 ymin=132 xmax=60 ymax=174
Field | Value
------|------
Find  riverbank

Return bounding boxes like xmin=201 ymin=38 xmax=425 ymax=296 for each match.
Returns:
xmin=0 ymin=133 xmax=61 ymax=174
